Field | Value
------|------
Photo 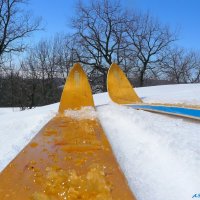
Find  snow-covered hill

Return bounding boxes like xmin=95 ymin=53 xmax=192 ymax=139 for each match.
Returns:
xmin=0 ymin=83 xmax=200 ymax=200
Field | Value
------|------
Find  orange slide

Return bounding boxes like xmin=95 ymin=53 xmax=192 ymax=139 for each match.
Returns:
xmin=0 ymin=63 xmax=136 ymax=200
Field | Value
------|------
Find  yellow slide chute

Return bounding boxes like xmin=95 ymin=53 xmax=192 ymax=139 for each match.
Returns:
xmin=59 ymin=63 xmax=94 ymax=112
xmin=107 ymin=63 xmax=142 ymax=104
xmin=0 ymin=63 xmax=136 ymax=200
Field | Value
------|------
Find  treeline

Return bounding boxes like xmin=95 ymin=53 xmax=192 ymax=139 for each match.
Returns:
xmin=1 ymin=0 xmax=200 ymax=109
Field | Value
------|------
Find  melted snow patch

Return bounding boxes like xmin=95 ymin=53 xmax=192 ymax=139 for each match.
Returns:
xmin=64 ymin=107 xmax=97 ymax=120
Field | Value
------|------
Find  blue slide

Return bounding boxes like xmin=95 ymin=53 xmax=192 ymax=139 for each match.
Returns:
xmin=129 ymin=104 xmax=200 ymax=120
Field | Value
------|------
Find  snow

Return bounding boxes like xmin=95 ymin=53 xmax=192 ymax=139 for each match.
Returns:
xmin=64 ymin=106 xmax=98 ymax=120
xmin=0 ymin=83 xmax=200 ymax=200
xmin=98 ymin=104 xmax=200 ymax=200
xmin=136 ymin=83 xmax=200 ymax=105
xmin=0 ymin=103 xmax=58 ymax=170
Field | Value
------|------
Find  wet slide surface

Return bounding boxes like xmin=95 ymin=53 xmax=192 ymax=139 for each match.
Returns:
xmin=0 ymin=115 xmax=135 ymax=200
xmin=0 ymin=64 xmax=136 ymax=200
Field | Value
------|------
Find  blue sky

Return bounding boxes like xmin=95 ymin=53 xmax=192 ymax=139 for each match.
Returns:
xmin=27 ymin=0 xmax=200 ymax=50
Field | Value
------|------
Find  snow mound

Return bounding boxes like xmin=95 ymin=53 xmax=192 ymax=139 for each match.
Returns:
xmin=97 ymin=103 xmax=200 ymax=200
xmin=136 ymin=83 xmax=200 ymax=106
xmin=0 ymin=103 xmax=58 ymax=171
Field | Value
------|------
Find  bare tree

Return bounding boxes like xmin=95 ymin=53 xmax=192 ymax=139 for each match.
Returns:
xmin=71 ymin=1 xmax=178 ymax=89
xmin=0 ymin=0 xmax=41 ymax=59
xmin=126 ymin=14 xmax=177 ymax=86
xmin=71 ymin=0 xmax=129 ymax=91
xmin=2 ymin=0 xmax=197 ymax=108
xmin=17 ymin=35 xmax=74 ymax=107
xmin=161 ymin=47 xmax=200 ymax=83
